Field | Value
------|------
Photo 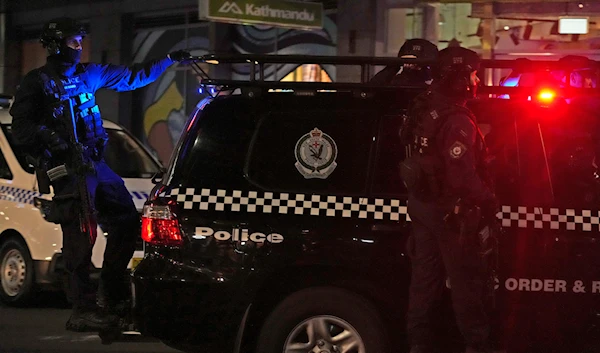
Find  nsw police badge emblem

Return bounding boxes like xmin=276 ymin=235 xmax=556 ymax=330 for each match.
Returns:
xmin=294 ymin=128 xmax=338 ymax=179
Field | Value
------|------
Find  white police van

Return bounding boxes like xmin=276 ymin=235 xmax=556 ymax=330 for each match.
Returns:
xmin=0 ymin=97 xmax=161 ymax=306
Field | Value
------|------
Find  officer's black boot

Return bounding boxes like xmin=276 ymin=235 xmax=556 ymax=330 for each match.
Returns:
xmin=65 ymin=306 xmax=119 ymax=332
xmin=97 ymin=280 xmax=131 ymax=318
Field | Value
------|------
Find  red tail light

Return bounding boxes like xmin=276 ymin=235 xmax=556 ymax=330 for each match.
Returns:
xmin=537 ymin=89 xmax=555 ymax=103
xmin=141 ymin=202 xmax=183 ymax=246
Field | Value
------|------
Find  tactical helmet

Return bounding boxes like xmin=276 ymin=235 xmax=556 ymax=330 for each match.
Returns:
xmin=398 ymin=39 xmax=439 ymax=61
xmin=40 ymin=17 xmax=86 ymax=55
xmin=438 ymin=46 xmax=480 ymax=74
xmin=435 ymin=46 xmax=481 ymax=99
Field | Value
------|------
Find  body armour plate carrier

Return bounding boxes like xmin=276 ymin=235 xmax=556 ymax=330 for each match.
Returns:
xmin=39 ymin=66 xmax=108 ymax=150
xmin=400 ymin=91 xmax=487 ymax=201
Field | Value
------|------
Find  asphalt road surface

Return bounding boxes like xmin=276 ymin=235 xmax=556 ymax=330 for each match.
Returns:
xmin=0 ymin=292 xmax=179 ymax=353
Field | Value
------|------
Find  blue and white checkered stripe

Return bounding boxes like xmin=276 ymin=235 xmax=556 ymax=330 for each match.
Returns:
xmin=0 ymin=186 xmax=148 ymax=205
xmin=0 ymin=186 xmax=42 ymax=204
xmin=166 ymin=188 xmax=600 ymax=232
xmin=130 ymin=191 xmax=149 ymax=200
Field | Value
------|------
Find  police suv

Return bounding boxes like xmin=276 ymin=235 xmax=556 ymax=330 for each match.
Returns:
xmin=132 ymin=55 xmax=600 ymax=353
xmin=0 ymin=98 xmax=161 ymax=306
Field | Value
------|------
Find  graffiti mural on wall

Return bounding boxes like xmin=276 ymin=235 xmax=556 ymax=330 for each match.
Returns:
xmin=134 ymin=14 xmax=337 ymax=165
xmin=230 ymin=14 xmax=337 ymax=80
xmin=132 ymin=25 xmax=210 ymax=165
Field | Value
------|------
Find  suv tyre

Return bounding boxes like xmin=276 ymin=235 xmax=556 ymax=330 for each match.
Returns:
xmin=256 ymin=287 xmax=388 ymax=353
xmin=0 ymin=237 xmax=35 ymax=306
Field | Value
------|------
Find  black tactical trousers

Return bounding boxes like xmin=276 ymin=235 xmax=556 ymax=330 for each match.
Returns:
xmin=53 ymin=160 xmax=139 ymax=311
xmin=406 ymin=195 xmax=490 ymax=349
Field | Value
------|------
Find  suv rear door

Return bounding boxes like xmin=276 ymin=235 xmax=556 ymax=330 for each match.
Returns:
xmin=473 ymin=98 xmax=600 ymax=351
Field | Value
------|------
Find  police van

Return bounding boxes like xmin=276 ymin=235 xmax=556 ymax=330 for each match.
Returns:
xmin=0 ymin=97 xmax=161 ymax=306
xmin=132 ymin=55 xmax=600 ymax=353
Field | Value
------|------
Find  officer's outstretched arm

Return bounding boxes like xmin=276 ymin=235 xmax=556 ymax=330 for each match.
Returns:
xmin=440 ymin=113 xmax=494 ymax=205
xmin=92 ymin=56 xmax=175 ymax=92
xmin=9 ymin=71 xmax=46 ymax=146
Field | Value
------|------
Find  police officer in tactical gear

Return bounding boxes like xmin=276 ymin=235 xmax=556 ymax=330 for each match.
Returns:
xmin=9 ymin=17 xmax=191 ymax=332
xmin=401 ymin=46 xmax=500 ymax=353
xmin=370 ymin=38 xmax=438 ymax=86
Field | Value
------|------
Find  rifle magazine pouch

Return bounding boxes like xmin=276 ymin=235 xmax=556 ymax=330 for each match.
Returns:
xmin=47 ymin=164 xmax=68 ymax=182
xmin=399 ymin=156 xmax=421 ymax=192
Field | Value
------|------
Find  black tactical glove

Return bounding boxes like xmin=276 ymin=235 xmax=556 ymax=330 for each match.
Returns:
xmin=168 ymin=50 xmax=193 ymax=63
xmin=39 ymin=128 xmax=68 ymax=155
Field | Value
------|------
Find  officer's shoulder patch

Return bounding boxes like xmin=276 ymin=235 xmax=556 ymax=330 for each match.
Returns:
xmin=449 ymin=141 xmax=467 ymax=159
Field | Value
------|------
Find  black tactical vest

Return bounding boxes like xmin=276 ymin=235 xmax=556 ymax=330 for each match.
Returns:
xmin=401 ymin=90 xmax=490 ymax=198
xmin=39 ymin=66 xmax=108 ymax=149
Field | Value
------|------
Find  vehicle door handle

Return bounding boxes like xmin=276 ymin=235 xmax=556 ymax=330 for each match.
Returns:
xmin=371 ymin=224 xmax=404 ymax=232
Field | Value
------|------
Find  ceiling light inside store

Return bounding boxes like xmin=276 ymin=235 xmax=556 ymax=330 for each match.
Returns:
xmin=559 ymin=17 xmax=589 ymax=34
xmin=504 ymin=26 xmax=510 ymax=30
xmin=578 ymin=3 xmax=584 ymax=8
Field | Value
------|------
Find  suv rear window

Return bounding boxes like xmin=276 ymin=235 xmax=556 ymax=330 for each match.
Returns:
xmin=172 ymin=98 xmax=256 ymax=189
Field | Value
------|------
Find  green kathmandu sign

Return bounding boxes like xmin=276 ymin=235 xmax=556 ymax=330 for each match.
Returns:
xmin=199 ymin=0 xmax=323 ymax=30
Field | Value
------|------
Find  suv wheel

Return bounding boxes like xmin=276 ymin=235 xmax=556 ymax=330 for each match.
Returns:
xmin=0 ymin=238 xmax=35 ymax=306
xmin=256 ymin=287 xmax=388 ymax=353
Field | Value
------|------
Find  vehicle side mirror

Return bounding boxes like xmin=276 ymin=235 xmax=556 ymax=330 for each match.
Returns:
xmin=151 ymin=167 xmax=166 ymax=185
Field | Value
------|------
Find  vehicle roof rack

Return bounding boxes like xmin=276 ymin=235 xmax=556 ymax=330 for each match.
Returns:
xmin=191 ymin=54 xmax=436 ymax=85
xmin=188 ymin=54 xmax=600 ymax=98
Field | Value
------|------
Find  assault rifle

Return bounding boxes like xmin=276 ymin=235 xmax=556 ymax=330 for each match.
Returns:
xmin=35 ymin=97 xmax=97 ymax=243
xmin=60 ymin=97 xmax=97 ymax=245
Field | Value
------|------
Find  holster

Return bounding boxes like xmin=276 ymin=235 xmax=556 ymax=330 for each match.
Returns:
xmin=460 ymin=206 xmax=482 ymax=247
xmin=443 ymin=199 xmax=482 ymax=247
xmin=44 ymin=193 xmax=80 ymax=225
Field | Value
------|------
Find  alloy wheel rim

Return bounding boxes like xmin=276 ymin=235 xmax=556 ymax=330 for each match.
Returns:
xmin=283 ymin=315 xmax=365 ymax=353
